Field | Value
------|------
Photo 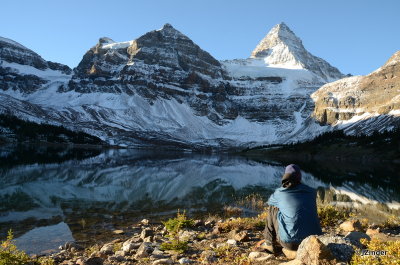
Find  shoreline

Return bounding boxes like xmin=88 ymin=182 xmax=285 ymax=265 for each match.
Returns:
xmin=4 ymin=205 xmax=399 ymax=265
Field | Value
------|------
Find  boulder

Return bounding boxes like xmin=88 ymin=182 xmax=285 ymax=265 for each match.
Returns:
xmin=152 ymin=259 xmax=174 ymax=265
xmin=179 ymin=257 xmax=192 ymax=264
xmin=296 ymin=235 xmax=337 ymax=265
xmin=141 ymin=228 xmax=155 ymax=239
xmin=107 ymin=255 xmax=125 ymax=262
xmin=282 ymin=248 xmax=297 ymax=259
xmin=248 ymin=251 xmax=273 ymax=262
xmin=200 ymin=250 xmax=217 ymax=264
xmin=339 ymin=220 xmax=362 ymax=232
xmin=366 ymin=227 xmax=380 ymax=236
xmin=113 ymin=229 xmax=124 ymax=234
xmin=62 ymin=242 xmax=85 ymax=251
xmin=122 ymin=240 xmax=142 ymax=252
xmin=141 ymin=219 xmax=150 ymax=225
xmin=85 ymin=257 xmax=103 ymax=265
xmin=344 ymin=231 xmax=370 ymax=248
xmin=135 ymin=242 xmax=153 ymax=259
xmin=178 ymin=230 xmax=197 ymax=241
xmin=226 ymin=239 xmax=237 ymax=246
xmin=317 ymin=234 xmax=355 ymax=263
xmin=99 ymin=243 xmax=114 ymax=255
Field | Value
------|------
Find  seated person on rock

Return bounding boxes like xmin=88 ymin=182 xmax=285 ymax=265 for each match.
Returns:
xmin=258 ymin=164 xmax=322 ymax=254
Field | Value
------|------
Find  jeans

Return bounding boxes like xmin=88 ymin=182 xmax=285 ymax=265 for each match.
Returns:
xmin=264 ymin=206 xmax=300 ymax=251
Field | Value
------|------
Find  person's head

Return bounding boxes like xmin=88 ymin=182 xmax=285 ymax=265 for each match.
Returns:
xmin=281 ymin=164 xmax=302 ymax=188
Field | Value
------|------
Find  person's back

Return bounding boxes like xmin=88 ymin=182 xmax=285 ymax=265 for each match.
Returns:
xmin=268 ymin=183 xmax=322 ymax=244
xmin=259 ymin=164 xmax=322 ymax=253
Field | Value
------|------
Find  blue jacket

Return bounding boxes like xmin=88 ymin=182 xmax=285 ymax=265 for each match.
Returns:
xmin=268 ymin=183 xmax=322 ymax=243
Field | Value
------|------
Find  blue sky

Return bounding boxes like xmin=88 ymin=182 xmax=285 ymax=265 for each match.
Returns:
xmin=1 ymin=0 xmax=399 ymax=75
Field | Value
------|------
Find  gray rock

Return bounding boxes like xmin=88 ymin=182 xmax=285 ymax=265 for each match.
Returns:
xmin=135 ymin=242 xmax=153 ymax=259
xmin=85 ymin=257 xmax=104 ymax=265
xmin=200 ymin=250 xmax=217 ymax=264
xmin=141 ymin=228 xmax=155 ymax=239
xmin=248 ymin=251 xmax=273 ymax=261
xmin=108 ymin=255 xmax=125 ymax=262
xmin=178 ymin=257 xmax=192 ymax=264
xmin=296 ymin=235 xmax=336 ymax=265
xmin=318 ymin=234 xmax=355 ymax=262
xmin=99 ymin=243 xmax=114 ymax=255
xmin=152 ymin=259 xmax=173 ymax=265
xmin=344 ymin=231 xmax=370 ymax=248
xmin=226 ymin=239 xmax=237 ymax=246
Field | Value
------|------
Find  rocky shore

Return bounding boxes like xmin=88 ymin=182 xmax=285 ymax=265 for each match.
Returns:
xmin=40 ymin=211 xmax=399 ymax=265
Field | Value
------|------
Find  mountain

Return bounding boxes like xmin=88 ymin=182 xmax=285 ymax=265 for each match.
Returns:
xmin=0 ymin=37 xmax=71 ymax=93
xmin=0 ymin=23 xmax=347 ymax=149
xmin=250 ymin=23 xmax=344 ymax=82
xmin=312 ymin=51 xmax=400 ymax=135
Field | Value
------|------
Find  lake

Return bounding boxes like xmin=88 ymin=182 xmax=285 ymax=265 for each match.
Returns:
xmin=1 ymin=145 xmax=399 ymax=254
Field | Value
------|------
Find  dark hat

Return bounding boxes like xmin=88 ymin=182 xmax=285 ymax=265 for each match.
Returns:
xmin=281 ymin=164 xmax=302 ymax=188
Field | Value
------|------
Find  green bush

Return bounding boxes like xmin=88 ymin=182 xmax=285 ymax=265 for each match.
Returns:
xmin=0 ymin=230 xmax=31 ymax=265
xmin=161 ymin=211 xmax=194 ymax=253
xmin=160 ymin=240 xmax=189 ymax=253
xmin=351 ymin=238 xmax=400 ymax=265
xmin=318 ymin=204 xmax=350 ymax=227
xmin=163 ymin=211 xmax=195 ymax=235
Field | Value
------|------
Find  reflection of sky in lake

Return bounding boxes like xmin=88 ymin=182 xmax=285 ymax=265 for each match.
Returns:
xmin=15 ymin=222 xmax=74 ymax=255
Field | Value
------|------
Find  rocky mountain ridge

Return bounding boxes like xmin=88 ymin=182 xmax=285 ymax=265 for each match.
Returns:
xmin=312 ymin=50 xmax=400 ymax=135
xmin=0 ymin=23 xmax=397 ymax=149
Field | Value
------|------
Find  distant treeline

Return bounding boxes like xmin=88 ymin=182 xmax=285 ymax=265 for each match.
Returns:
xmin=0 ymin=113 xmax=104 ymax=145
xmin=247 ymin=127 xmax=400 ymax=151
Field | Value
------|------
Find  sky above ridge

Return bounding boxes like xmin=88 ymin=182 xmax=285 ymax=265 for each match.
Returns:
xmin=1 ymin=0 xmax=399 ymax=75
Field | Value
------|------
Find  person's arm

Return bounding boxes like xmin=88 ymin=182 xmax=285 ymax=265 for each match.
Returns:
xmin=267 ymin=190 xmax=279 ymax=207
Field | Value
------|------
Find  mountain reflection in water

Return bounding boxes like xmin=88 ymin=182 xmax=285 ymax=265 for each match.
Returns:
xmin=0 ymin=146 xmax=399 ymax=254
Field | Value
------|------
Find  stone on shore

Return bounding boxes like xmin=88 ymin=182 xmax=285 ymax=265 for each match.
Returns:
xmin=339 ymin=220 xmax=362 ymax=232
xmin=179 ymin=257 xmax=192 ymax=264
xmin=135 ymin=242 xmax=153 ymax=259
xmin=152 ymin=258 xmax=173 ymax=265
xmin=200 ymin=250 xmax=217 ymax=264
xmin=296 ymin=235 xmax=337 ymax=265
xmin=317 ymin=235 xmax=355 ymax=263
xmin=248 ymin=251 xmax=273 ymax=262
xmin=228 ymin=229 xmax=249 ymax=242
xmin=141 ymin=228 xmax=155 ymax=239
xmin=344 ymin=231 xmax=370 ymax=247
xmin=282 ymin=248 xmax=297 ymax=259
xmin=99 ymin=243 xmax=114 ymax=255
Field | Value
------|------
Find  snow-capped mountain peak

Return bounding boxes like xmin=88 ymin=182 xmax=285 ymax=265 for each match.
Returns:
xmin=251 ymin=22 xmax=304 ymax=61
xmin=249 ymin=23 xmax=344 ymax=81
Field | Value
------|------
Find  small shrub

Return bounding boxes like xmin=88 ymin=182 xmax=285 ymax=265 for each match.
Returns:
xmin=0 ymin=230 xmax=31 ymax=265
xmin=381 ymin=214 xmax=400 ymax=229
xmin=214 ymin=244 xmax=250 ymax=265
xmin=234 ymin=193 xmax=266 ymax=213
xmin=161 ymin=211 xmax=194 ymax=254
xmin=318 ymin=204 xmax=350 ymax=227
xmin=160 ymin=240 xmax=188 ymax=253
xmin=351 ymin=238 xmax=400 ymax=265
xmin=196 ymin=232 xmax=207 ymax=240
xmin=163 ymin=210 xmax=195 ymax=235
xmin=37 ymin=256 xmax=54 ymax=265
xmin=84 ymin=244 xmax=100 ymax=257
xmin=219 ymin=216 xmax=265 ymax=232
xmin=112 ymin=242 xmax=122 ymax=252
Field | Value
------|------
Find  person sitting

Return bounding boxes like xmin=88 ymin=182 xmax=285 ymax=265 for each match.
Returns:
xmin=258 ymin=164 xmax=322 ymax=254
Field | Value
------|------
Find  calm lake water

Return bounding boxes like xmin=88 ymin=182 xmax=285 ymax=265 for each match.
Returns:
xmin=1 ymin=145 xmax=399 ymax=254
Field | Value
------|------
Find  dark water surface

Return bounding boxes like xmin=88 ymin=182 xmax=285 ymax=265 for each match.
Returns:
xmin=1 ymin=145 xmax=399 ymax=254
